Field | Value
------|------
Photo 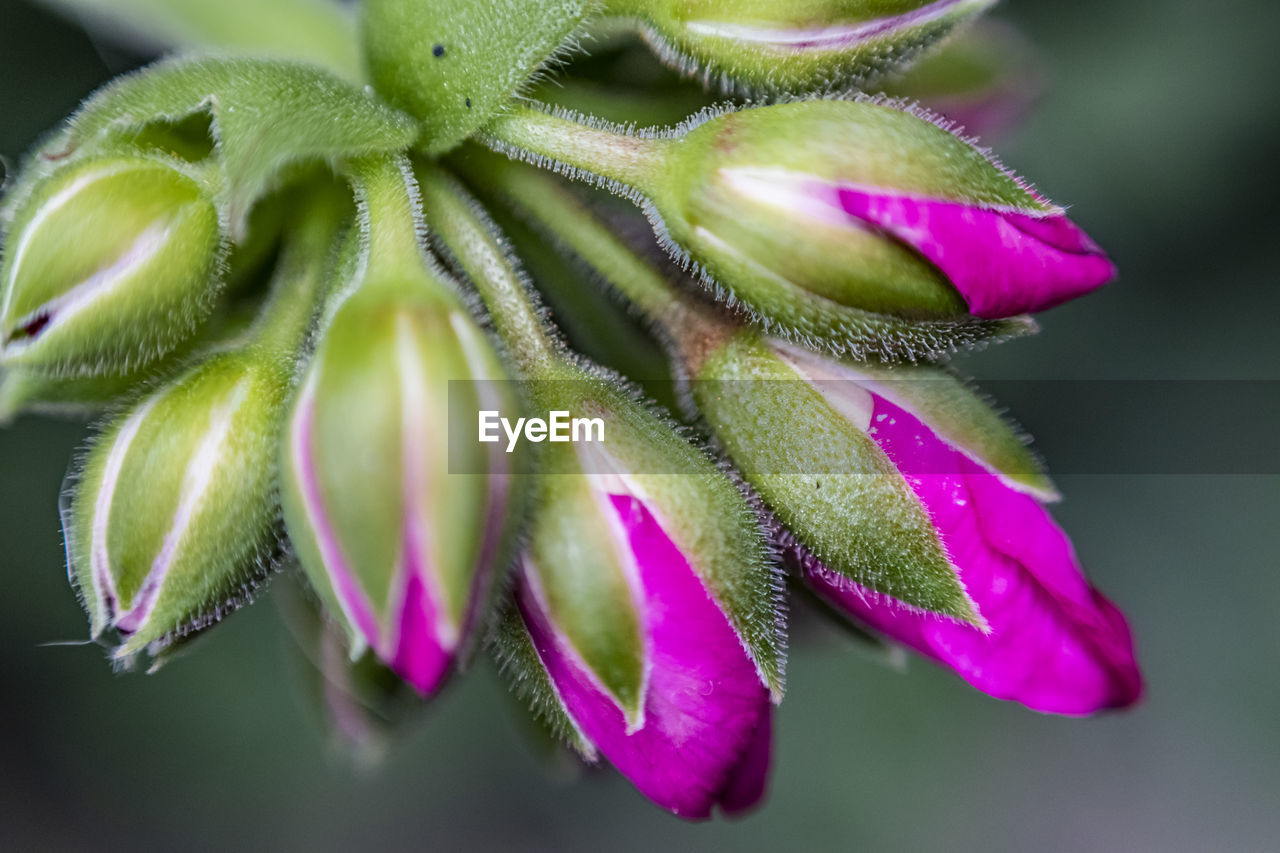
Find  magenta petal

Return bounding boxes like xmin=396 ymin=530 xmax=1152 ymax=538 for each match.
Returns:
xmin=810 ymin=395 xmax=1143 ymax=715
xmin=717 ymin=711 xmax=772 ymax=817
xmin=518 ymin=493 xmax=771 ymax=819
xmin=390 ymin=567 xmax=452 ymax=696
xmin=836 ymin=187 xmax=1116 ymax=318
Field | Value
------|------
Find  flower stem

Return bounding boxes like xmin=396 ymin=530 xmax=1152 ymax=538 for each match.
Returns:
xmin=460 ymin=150 xmax=731 ymax=367
xmin=343 ymin=154 xmax=429 ymax=285
xmin=414 ymin=161 xmax=561 ymax=375
xmin=250 ymin=181 xmax=349 ymax=357
xmin=478 ymin=102 xmax=674 ymax=199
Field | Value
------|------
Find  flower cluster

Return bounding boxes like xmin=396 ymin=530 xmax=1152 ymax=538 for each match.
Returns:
xmin=0 ymin=0 xmax=1141 ymax=819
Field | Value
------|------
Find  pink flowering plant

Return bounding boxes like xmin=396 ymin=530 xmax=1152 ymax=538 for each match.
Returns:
xmin=0 ymin=0 xmax=1141 ymax=819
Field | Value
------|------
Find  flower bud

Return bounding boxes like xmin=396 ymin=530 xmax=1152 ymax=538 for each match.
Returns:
xmin=697 ymin=334 xmax=1142 ymax=713
xmin=607 ymin=0 xmax=996 ymax=93
xmin=0 ymin=155 xmax=223 ymax=376
xmin=493 ymin=372 xmax=781 ymax=818
xmin=280 ymin=279 xmax=518 ymax=696
xmin=655 ymin=100 xmax=1114 ymax=325
xmin=362 ymin=0 xmax=592 ymax=155
xmin=67 ymin=349 xmax=289 ymax=660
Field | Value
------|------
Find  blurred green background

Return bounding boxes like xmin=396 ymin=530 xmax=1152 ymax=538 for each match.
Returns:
xmin=2 ymin=1 xmax=1277 ymax=849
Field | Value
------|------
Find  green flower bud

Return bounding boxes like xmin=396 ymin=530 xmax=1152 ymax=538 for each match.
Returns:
xmin=361 ymin=0 xmax=593 ymax=155
xmin=605 ymin=0 xmax=996 ymax=94
xmin=281 ymin=155 xmax=522 ymax=695
xmin=0 ymin=155 xmax=224 ymax=377
xmin=67 ymin=348 xmax=289 ymax=660
xmin=281 ymin=278 xmax=518 ymax=695
xmin=481 ymin=99 xmax=1081 ymax=357
xmin=63 ymin=183 xmax=345 ymax=662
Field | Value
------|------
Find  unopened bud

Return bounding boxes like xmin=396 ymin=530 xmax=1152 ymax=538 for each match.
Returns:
xmin=607 ymin=0 xmax=996 ymax=93
xmin=0 ymin=155 xmax=223 ymax=377
xmin=655 ymin=100 xmax=1114 ymax=325
xmin=67 ymin=349 xmax=289 ymax=660
xmin=483 ymin=99 xmax=1112 ymax=356
xmin=499 ymin=370 xmax=780 ymax=818
xmin=280 ymin=271 xmax=518 ymax=696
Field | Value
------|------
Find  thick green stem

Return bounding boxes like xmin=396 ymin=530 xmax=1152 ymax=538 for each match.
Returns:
xmin=414 ymin=162 xmax=560 ymax=375
xmin=481 ymin=154 xmax=672 ymax=319
xmin=479 ymin=103 xmax=674 ymax=198
xmin=343 ymin=155 xmax=427 ymax=284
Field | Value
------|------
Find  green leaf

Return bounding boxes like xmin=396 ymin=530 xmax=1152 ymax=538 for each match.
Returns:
xmin=6 ymin=57 xmax=417 ymax=236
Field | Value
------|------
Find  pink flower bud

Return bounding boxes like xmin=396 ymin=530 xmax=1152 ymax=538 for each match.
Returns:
xmin=795 ymin=376 xmax=1142 ymax=714
xmin=515 ymin=489 xmax=774 ymax=818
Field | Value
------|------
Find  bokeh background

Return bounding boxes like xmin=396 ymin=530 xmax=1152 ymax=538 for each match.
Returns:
xmin=2 ymin=1 xmax=1278 ymax=849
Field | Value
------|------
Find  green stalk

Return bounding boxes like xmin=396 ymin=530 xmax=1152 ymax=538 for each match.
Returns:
xmin=342 ymin=155 xmax=428 ymax=285
xmin=250 ymin=183 xmax=348 ymax=358
xmin=478 ymin=103 xmax=675 ymax=199
xmin=414 ymin=162 xmax=561 ymax=375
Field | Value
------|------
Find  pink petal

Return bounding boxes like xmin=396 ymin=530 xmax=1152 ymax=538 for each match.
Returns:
xmin=809 ymin=394 xmax=1143 ymax=715
xmin=717 ymin=710 xmax=772 ymax=817
xmin=518 ymin=493 xmax=772 ymax=818
xmin=836 ymin=187 xmax=1116 ymax=318
xmin=389 ymin=557 xmax=452 ymax=696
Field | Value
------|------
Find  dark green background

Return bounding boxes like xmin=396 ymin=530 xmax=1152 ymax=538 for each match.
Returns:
xmin=2 ymin=1 xmax=1277 ymax=849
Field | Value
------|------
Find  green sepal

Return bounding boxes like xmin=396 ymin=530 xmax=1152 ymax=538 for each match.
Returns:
xmin=605 ymin=0 xmax=997 ymax=95
xmin=361 ymin=0 xmax=593 ymax=155
xmin=3 ymin=56 xmax=417 ymax=235
xmin=523 ymin=443 xmax=650 ymax=723
xmin=693 ymin=330 xmax=983 ymax=625
xmin=489 ymin=600 xmax=596 ymax=759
